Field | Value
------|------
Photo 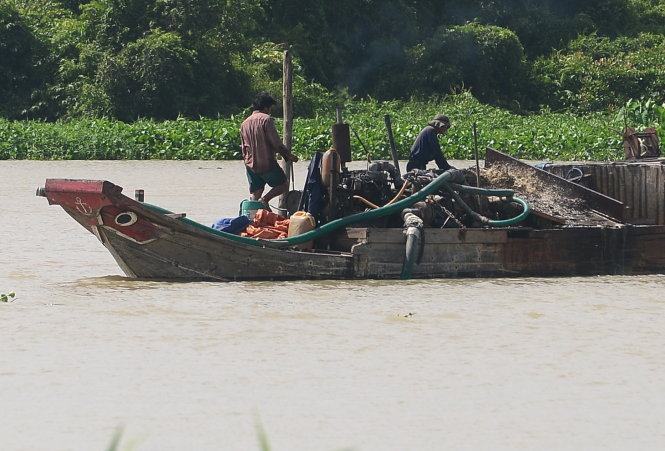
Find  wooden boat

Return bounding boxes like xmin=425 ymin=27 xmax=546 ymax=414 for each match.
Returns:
xmin=37 ymin=150 xmax=665 ymax=281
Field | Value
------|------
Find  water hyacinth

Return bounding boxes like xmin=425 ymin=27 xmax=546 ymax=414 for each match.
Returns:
xmin=1 ymin=94 xmax=660 ymax=162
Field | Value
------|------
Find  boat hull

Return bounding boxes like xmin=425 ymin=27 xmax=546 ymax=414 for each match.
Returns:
xmin=40 ymin=179 xmax=665 ymax=281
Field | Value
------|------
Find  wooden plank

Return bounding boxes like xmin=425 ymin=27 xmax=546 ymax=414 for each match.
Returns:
xmin=638 ymin=165 xmax=645 ymax=220
xmin=645 ymin=167 xmax=656 ymax=224
xmin=592 ymin=166 xmax=600 ymax=195
xmin=600 ymin=166 xmax=609 ymax=198
xmin=655 ymin=167 xmax=662 ymax=224
xmin=633 ymin=165 xmax=640 ymax=220
xmin=659 ymin=167 xmax=665 ymax=224
xmin=614 ymin=166 xmax=620 ymax=200
xmin=624 ymin=165 xmax=634 ymax=221
xmin=619 ymin=165 xmax=627 ymax=213
xmin=593 ymin=166 xmax=602 ymax=193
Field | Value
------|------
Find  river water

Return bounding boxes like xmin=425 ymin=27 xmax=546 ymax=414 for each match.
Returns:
xmin=1 ymin=161 xmax=665 ymax=450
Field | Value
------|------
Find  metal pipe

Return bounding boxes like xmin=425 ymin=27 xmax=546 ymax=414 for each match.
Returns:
xmin=384 ymin=114 xmax=402 ymax=179
xmin=385 ymin=180 xmax=410 ymax=206
xmin=353 ymin=195 xmax=380 ymax=209
xmin=473 ymin=122 xmax=481 ymax=188
xmin=350 ymin=125 xmax=369 ymax=156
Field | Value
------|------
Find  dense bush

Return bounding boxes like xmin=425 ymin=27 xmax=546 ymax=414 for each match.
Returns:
xmin=534 ymin=33 xmax=665 ymax=111
xmin=241 ymin=42 xmax=338 ymax=118
xmin=97 ymin=30 xmax=198 ymax=120
xmin=410 ymin=24 xmax=527 ymax=107
xmin=632 ymin=0 xmax=665 ymax=34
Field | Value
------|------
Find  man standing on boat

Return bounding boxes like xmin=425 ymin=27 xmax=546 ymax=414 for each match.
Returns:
xmin=406 ymin=114 xmax=453 ymax=172
xmin=240 ymin=92 xmax=299 ymax=209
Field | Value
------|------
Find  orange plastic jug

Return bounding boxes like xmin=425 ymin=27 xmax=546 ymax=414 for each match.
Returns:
xmin=287 ymin=211 xmax=317 ymax=249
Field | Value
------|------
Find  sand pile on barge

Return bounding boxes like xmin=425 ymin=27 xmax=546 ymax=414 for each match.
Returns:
xmin=478 ymin=163 xmax=615 ymax=226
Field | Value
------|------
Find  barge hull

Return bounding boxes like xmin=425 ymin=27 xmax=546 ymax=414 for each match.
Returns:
xmin=344 ymin=226 xmax=665 ymax=279
xmin=41 ymin=178 xmax=665 ymax=281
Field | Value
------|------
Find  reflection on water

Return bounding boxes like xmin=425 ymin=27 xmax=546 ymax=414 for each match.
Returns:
xmin=2 ymin=161 xmax=665 ymax=450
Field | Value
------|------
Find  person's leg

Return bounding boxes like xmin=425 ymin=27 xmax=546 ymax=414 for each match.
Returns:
xmin=250 ymin=189 xmax=264 ymax=201
xmin=260 ymin=180 xmax=288 ymax=204
xmin=246 ymin=166 xmax=266 ymax=201
xmin=259 ymin=163 xmax=288 ymax=206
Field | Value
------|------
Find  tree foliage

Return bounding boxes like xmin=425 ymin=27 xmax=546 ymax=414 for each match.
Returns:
xmin=1 ymin=0 xmax=665 ymax=120
xmin=0 ymin=2 xmax=42 ymax=118
xmin=410 ymin=23 xmax=526 ymax=107
xmin=534 ymin=33 xmax=665 ymax=111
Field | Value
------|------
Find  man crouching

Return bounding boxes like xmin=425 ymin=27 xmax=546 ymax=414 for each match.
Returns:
xmin=240 ymin=92 xmax=299 ymax=209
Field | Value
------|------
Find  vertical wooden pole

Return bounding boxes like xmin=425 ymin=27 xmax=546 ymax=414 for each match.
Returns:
xmin=473 ymin=122 xmax=481 ymax=188
xmin=384 ymin=114 xmax=401 ymax=179
xmin=279 ymin=47 xmax=294 ymax=212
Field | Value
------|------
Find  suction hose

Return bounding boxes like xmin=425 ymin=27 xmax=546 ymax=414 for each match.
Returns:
xmin=145 ymin=169 xmax=530 ymax=249
xmin=401 ymin=213 xmax=423 ymax=280
xmin=445 ymin=183 xmax=531 ymax=227
xmin=147 ymin=169 xmax=463 ymax=249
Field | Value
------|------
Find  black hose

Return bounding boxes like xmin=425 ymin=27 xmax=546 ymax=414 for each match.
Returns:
xmin=401 ymin=228 xmax=421 ymax=280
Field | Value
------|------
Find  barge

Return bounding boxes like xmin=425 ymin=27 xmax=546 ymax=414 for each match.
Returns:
xmin=37 ymin=149 xmax=665 ymax=281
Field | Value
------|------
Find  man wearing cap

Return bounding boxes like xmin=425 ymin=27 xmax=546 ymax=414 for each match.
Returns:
xmin=406 ymin=114 xmax=453 ymax=172
xmin=240 ymin=92 xmax=299 ymax=208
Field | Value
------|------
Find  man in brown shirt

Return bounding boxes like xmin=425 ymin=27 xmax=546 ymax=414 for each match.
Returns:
xmin=240 ymin=92 xmax=298 ymax=208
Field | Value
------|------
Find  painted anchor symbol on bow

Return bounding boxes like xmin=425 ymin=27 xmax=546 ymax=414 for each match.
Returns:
xmin=74 ymin=197 xmax=93 ymax=215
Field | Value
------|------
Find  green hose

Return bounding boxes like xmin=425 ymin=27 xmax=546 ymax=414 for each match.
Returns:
xmin=452 ymin=183 xmax=531 ymax=226
xmin=441 ymin=183 xmax=530 ymax=227
xmin=144 ymin=170 xmax=530 ymax=249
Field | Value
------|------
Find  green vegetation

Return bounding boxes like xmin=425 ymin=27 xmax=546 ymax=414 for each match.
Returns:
xmin=0 ymin=292 xmax=16 ymax=303
xmin=3 ymin=94 xmax=662 ymax=161
xmin=534 ymin=33 xmax=665 ymax=111
xmin=1 ymin=0 xmax=664 ymax=160
xmin=2 ymin=0 xmax=665 ymax=120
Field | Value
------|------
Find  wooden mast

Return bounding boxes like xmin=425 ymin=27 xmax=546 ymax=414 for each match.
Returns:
xmin=279 ymin=47 xmax=294 ymax=213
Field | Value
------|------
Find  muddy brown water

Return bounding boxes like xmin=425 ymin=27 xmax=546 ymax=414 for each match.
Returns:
xmin=2 ymin=160 xmax=665 ymax=450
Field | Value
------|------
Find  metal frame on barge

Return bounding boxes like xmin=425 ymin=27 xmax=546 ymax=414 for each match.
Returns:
xmin=37 ymin=150 xmax=665 ymax=281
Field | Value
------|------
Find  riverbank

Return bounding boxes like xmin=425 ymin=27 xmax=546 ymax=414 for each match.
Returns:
xmin=0 ymin=94 xmax=630 ymax=162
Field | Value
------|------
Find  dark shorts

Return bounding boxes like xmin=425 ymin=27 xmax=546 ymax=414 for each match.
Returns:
xmin=246 ymin=162 xmax=287 ymax=193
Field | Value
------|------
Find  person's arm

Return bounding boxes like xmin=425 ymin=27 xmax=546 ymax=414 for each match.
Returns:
xmin=265 ymin=117 xmax=298 ymax=162
xmin=239 ymin=128 xmax=248 ymax=155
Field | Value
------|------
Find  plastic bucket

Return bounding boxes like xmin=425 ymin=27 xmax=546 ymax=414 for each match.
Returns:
xmin=239 ymin=199 xmax=265 ymax=220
